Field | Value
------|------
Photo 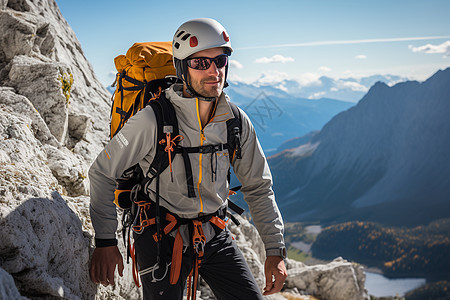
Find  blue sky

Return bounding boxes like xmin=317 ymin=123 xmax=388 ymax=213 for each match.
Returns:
xmin=55 ymin=0 xmax=450 ymax=87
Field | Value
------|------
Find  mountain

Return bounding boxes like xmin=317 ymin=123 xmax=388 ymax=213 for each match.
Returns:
xmin=230 ymin=73 xmax=407 ymax=102
xmin=225 ymin=82 xmax=354 ymax=154
xmin=274 ymin=131 xmax=319 ymax=154
xmin=269 ymin=68 xmax=450 ymax=227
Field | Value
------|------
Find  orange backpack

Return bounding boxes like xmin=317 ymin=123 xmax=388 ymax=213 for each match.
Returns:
xmin=110 ymin=41 xmax=177 ymax=138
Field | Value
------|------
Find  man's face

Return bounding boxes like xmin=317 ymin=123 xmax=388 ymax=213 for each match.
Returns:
xmin=186 ymin=47 xmax=226 ymax=98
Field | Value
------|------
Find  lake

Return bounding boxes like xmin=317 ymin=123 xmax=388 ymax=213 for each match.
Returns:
xmin=365 ymin=271 xmax=426 ymax=297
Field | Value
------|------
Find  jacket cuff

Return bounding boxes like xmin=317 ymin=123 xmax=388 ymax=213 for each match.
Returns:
xmin=95 ymin=238 xmax=118 ymax=248
xmin=266 ymin=247 xmax=287 ymax=259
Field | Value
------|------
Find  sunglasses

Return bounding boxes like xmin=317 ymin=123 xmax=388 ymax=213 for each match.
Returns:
xmin=186 ymin=54 xmax=228 ymax=70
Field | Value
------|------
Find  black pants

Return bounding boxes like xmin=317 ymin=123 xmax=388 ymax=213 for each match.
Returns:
xmin=134 ymin=225 xmax=264 ymax=300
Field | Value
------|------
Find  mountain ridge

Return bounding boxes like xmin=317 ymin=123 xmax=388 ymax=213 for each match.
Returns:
xmin=229 ymin=73 xmax=407 ymax=102
xmin=269 ymin=68 xmax=450 ymax=226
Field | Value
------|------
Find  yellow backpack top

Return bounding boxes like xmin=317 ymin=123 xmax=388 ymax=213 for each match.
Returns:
xmin=110 ymin=41 xmax=177 ymax=138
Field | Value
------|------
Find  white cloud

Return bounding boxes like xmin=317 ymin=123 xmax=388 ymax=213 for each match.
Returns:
xmin=355 ymin=54 xmax=367 ymax=59
xmin=238 ymin=35 xmax=450 ymax=50
xmin=342 ymin=70 xmax=354 ymax=77
xmin=409 ymin=40 xmax=450 ymax=57
xmin=229 ymin=60 xmax=243 ymax=69
xmin=318 ymin=66 xmax=332 ymax=73
xmin=255 ymin=70 xmax=289 ymax=85
xmin=295 ymin=72 xmax=322 ymax=87
xmin=271 ymin=132 xmax=284 ymax=137
xmin=275 ymin=83 xmax=289 ymax=92
xmin=336 ymin=80 xmax=368 ymax=92
xmin=255 ymin=54 xmax=295 ymax=64
xmin=228 ymin=74 xmax=248 ymax=83
xmin=308 ymin=92 xmax=326 ymax=99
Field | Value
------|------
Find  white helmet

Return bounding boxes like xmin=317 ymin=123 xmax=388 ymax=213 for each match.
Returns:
xmin=173 ymin=18 xmax=232 ymax=60
xmin=172 ymin=18 xmax=233 ymax=98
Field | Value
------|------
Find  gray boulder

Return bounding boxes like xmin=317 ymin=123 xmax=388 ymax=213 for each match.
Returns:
xmin=0 ymin=267 xmax=28 ymax=300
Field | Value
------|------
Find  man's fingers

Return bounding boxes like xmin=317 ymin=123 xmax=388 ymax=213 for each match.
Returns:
xmin=272 ymin=273 xmax=285 ymax=293
xmin=107 ymin=263 xmax=116 ymax=286
xmin=99 ymin=262 xmax=109 ymax=286
xmin=263 ymin=273 xmax=274 ymax=294
xmin=118 ymin=257 xmax=124 ymax=277
xmin=89 ymin=262 xmax=96 ymax=283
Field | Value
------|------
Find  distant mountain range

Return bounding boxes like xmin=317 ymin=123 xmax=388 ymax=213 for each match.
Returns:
xmin=225 ymin=86 xmax=353 ymax=153
xmin=229 ymin=73 xmax=407 ymax=102
xmin=268 ymin=68 xmax=450 ymax=227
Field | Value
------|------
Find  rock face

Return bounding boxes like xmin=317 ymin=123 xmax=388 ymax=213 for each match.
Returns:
xmin=0 ymin=0 xmax=110 ymax=159
xmin=228 ymin=217 xmax=369 ymax=300
xmin=284 ymin=257 xmax=368 ymax=300
xmin=0 ymin=267 xmax=27 ymax=300
xmin=0 ymin=1 xmax=369 ymax=299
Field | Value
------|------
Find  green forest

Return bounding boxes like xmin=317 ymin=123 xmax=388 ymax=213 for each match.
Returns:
xmin=311 ymin=219 xmax=450 ymax=279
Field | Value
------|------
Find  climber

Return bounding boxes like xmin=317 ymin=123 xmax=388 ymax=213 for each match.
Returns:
xmin=88 ymin=18 xmax=287 ymax=299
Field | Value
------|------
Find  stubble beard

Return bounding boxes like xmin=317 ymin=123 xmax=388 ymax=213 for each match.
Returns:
xmin=189 ymin=76 xmax=224 ymax=98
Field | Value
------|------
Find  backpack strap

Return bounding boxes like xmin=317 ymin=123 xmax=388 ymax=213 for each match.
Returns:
xmin=226 ymin=102 xmax=242 ymax=162
xmin=112 ymin=74 xmax=178 ymax=138
xmin=225 ymin=101 xmax=242 ymax=186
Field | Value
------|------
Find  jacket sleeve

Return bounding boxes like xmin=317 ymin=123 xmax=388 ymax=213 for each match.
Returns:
xmin=89 ymin=107 xmax=158 ymax=241
xmin=232 ymin=108 xmax=285 ymax=254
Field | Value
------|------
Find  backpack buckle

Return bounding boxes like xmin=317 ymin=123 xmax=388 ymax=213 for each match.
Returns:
xmin=163 ymin=125 xmax=173 ymax=134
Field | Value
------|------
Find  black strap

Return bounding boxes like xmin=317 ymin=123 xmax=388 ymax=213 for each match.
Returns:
xmin=177 ymin=144 xmax=228 ymax=154
xmin=181 ymin=148 xmax=196 ymax=198
xmin=227 ymin=199 xmax=244 ymax=215
xmin=155 ymin=160 xmax=162 ymax=266
xmin=227 ymin=102 xmax=242 ymax=161
xmin=122 ymin=73 xmax=145 ymax=91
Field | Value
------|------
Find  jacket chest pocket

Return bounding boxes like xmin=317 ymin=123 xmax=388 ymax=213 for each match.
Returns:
xmin=207 ymin=150 xmax=230 ymax=183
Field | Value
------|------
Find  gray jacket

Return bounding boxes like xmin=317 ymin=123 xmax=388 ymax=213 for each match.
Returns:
xmin=89 ymin=84 xmax=285 ymax=254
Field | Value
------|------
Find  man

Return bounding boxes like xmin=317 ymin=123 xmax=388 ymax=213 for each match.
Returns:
xmin=89 ymin=18 xmax=287 ymax=299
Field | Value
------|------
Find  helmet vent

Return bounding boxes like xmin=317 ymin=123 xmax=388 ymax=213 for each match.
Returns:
xmin=174 ymin=42 xmax=180 ymax=49
xmin=181 ymin=33 xmax=191 ymax=41
xmin=222 ymin=31 xmax=230 ymax=42
xmin=176 ymin=30 xmax=185 ymax=38
xmin=189 ymin=36 xmax=198 ymax=47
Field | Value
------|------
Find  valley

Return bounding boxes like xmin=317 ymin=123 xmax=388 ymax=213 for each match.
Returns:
xmin=285 ymin=220 xmax=450 ymax=299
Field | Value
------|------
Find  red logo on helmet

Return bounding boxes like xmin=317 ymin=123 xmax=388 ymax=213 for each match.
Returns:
xmin=190 ymin=36 xmax=198 ymax=47
xmin=222 ymin=31 xmax=229 ymax=42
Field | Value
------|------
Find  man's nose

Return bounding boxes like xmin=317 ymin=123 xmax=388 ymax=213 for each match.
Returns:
xmin=206 ymin=61 xmax=220 ymax=75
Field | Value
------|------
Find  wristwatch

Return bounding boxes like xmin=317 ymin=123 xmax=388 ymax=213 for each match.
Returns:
xmin=266 ymin=247 xmax=287 ymax=259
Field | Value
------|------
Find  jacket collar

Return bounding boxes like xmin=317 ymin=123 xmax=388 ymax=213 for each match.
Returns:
xmin=166 ymin=83 xmax=234 ymax=124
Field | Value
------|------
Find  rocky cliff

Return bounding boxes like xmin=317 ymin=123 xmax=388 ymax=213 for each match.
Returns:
xmin=0 ymin=0 xmax=368 ymax=299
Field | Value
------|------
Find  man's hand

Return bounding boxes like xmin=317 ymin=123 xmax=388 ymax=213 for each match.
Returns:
xmin=89 ymin=246 xmax=124 ymax=286
xmin=263 ymin=255 xmax=288 ymax=295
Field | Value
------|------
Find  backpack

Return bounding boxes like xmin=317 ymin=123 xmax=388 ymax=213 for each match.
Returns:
xmin=110 ymin=41 xmax=178 ymax=138
xmin=110 ymin=41 xmax=177 ymax=209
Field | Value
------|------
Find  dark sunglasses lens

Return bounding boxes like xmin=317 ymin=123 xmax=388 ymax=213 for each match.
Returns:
xmin=213 ymin=55 xmax=228 ymax=68
xmin=188 ymin=58 xmax=211 ymax=70
xmin=187 ymin=55 xmax=228 ymax=70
